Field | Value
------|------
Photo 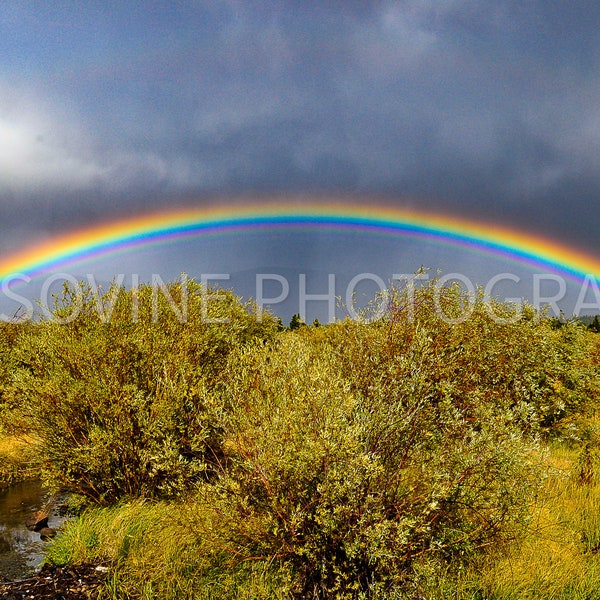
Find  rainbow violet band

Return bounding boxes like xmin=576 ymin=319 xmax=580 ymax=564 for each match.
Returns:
xmin=0 ymin=202 xmax=599 ymax=285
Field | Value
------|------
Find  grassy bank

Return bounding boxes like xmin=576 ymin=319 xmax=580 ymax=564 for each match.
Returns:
xmin=0 ymin=434 xmax=39 ymax=488
xmin=472 ymin=443 xmax=600 ymax=599
xmin=44 ymin=441 xmax=600 ymax=599
xmin=46 ymin=499 xmax=290 ymax=599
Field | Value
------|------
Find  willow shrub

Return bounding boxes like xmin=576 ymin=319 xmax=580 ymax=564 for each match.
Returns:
xmin=330 ymin=279 xmax=600 ymax=440
xmin=9 ymin=279 xmax=279 ymax=503
xmin=0 ymin=320 xmax=32 ymax=435
xmin=199 ymin=330 xmax=543 ymax=598
xmin=197 ymin=280 xmax=600 ymax=597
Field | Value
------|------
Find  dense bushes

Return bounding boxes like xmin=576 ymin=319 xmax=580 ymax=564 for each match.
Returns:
xmin=197 ymin=333 xmax=541 ymax=597
xmin=2 ymin=276 xmax=600 ymax=597
xmin=327 ymin=281 xmax=600 ymax=439
xmin=4 ymin=279 xmax=279 ymax=502
xmin=192 ymin=281 xmax=600 ymax=596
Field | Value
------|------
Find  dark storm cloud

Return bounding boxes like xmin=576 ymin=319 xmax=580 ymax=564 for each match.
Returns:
xmin=1 ymin=1 xmax=600 ymax=250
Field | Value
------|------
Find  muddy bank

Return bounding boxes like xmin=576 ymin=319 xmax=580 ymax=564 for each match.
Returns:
xmin=0 ymin=563 xmax=108 ymax=599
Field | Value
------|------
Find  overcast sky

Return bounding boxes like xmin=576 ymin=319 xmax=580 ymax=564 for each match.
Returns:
xmin=1 ymin=1 xmax=599 ymax=320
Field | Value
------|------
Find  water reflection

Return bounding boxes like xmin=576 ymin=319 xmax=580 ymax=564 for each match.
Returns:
xmin=0 ymin=480 xmax=61 ymax=581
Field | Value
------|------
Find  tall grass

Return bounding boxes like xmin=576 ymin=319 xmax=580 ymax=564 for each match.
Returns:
xmin=419 ymin=443 xmax=600 ymax=600
xmin=44 ymin=442 xmax=600 ymax=599
xmin=33 ymin=443 xmax=600 ymax=600
xmin=46 ymin=499 xmax=291 ymax=599
xmin=0 ymin=434 xmax=38 ymax=486
xmin=471 ymin=445 xmax=600 ymax=599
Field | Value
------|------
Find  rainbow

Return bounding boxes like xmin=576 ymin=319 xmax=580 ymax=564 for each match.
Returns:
xmin=1 ymin=200 xmax=599 ymax=285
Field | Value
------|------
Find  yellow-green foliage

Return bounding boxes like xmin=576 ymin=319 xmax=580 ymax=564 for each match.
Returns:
xmin=324 ymin=281 xmax=600 ymax=439
xmin=459 ymin=443 xmax=600 ymax=600
xmin=46 ymin=499 xmax=291 ymax=600
xmin=0 ymin=321 xmax=40 ymax=484
xmin=0 ymin=320 xmax=32 ymax=435
xmin=2 ymin=277 xmax=600 ymax=597
xmin=0 ymin=434 xmax=38 ymax=486
xmin=6 ymin=279 xmax=280 ymax=502
xmin=199 ymin=327 xmax=543 ymax=597
xmin=46 ymin=443 xmax=600 ymax=600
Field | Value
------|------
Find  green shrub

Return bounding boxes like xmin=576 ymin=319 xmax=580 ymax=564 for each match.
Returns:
xmin=9 ymin=278 xmax=279 ymax=502
xmin=197 ymin=332 xmax=542 ymax=598
xmin=327 ymin=278 xmax=600 ymax=440
xmin=0 ymin=320 xmax=32 ymax=435
xmin=8 ymin=275 xmax=600 ymax=597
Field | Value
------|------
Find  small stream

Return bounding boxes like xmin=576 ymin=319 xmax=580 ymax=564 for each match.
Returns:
xmin=0 ymin=480 xmax=66 ymax=581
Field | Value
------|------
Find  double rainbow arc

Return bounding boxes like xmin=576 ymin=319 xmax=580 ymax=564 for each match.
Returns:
xmin=0 ymin=202 xmax=599 ymax=284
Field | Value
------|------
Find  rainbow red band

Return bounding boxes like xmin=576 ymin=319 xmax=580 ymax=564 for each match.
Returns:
xmin=0 ymin=201 xmax=599 ymax=284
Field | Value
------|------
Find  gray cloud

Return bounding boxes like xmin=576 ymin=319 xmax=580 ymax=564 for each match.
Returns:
xmin=1 ymin=0 xmax=599 ymax=257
